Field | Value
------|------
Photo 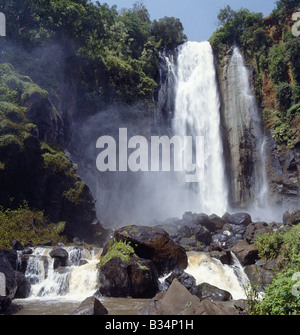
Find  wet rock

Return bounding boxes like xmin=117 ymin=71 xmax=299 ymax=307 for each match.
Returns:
xmin=164 ymin=269 xmax=196 ymax=292
xmin=191 ymin=282 xmax=232 ymax=302
xmin=193 ymin=225 xmax=212 ymax=245
xmin=231 ymin=241 xmax=259 ymax=266
xmin=14 ymin=271 xmax=31 ymax=299
xmin=98 ymin=257 xmax=159 ymax=299
xmin=72 ymin=296 xmax=108 ymax=315
xmin=245 ymin=222 xmax=273 ymax=244
xmin=209 ymin=250 xmax=232 ymax=265
xmin=0 ymin=252 xmax=17 ymax=313
xmin=114 ymin=226 xmax=188 ymax=277
xmin=139 ymin=279 xmax=240 ymax=315
xmin=283 ymin=209 xmax=300 ymax=226
xmin=50 ymin=247 xmax=68 ymax=269
xmin=223 ymin=212 xmax=252 ymax=226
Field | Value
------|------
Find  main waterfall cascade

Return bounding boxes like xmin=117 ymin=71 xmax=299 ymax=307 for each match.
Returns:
xmin=170 ymin=41 xmax=228 ymax=215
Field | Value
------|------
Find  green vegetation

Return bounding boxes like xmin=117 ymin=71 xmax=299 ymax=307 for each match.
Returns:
xmin=0 ymin=0 xmax=186 ymax=107
xmin=246 ymin=224 xmax=300 ymax=315
xmin=0 ymin=202 xmax=66 ymax=248
xmin=0 ymin=64 xmax=40 ymax=149
xmin=98 ymin=239 xmax=138 ymax=268
xmin=210 ymin=0 xmax=300 ymax=149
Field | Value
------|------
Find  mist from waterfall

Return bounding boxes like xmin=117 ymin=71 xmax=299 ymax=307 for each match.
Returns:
xmin=72 ymin=41 xmax=229 ymax=228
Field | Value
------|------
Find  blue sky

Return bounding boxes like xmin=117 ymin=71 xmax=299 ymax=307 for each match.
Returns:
xmin=95 ymin=0 xmax=278 ymax=41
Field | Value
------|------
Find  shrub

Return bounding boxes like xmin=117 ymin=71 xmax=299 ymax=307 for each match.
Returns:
xmin=248 ymin=225 xmax=300 ymax=315
xmin=98 ymin=239 xmax=137 ymax=268
xmin=0 ymin=203 xmax=66 ymax=248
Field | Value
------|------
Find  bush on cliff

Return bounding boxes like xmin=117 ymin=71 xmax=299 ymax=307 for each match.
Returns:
xmin=247 ymin=224 xmax=300 ymax=315
xmin=0 ymin=202 xmax=67 ymax=248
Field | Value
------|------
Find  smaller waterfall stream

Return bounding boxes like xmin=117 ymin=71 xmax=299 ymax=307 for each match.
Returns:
xmin=185 ymin=252 xmax=249 ymax=300
xmin=22 ymin=246 xmax=101 ymax=299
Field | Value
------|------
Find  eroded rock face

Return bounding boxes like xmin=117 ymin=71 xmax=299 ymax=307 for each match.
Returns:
xmin=114 ymin=226 xmax=188 ymax=277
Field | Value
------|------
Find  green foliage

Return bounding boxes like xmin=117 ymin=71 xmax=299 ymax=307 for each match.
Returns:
xmin=151 ymin=16 xmax=187 ymax=50
xmin=255 ymin=230 xmax=285 ymax=260
xmin=210 ymin=6 xmax=267 ymax=58
xmin=98 ymin=239 xmax=137 ymax=268
xmin=42 ymin=147 xmax=77 ymax=180
xmin=271 ymin=0 xmax=300 ymax=22
xmin=0 ymin=203 xmax=66 ymax=248
xmin=1 ymin=0 xmax=185 ymax=106
xmin=63 ymin=181 xmax=85 ymax=206
xmin=269 ymin=43 xmax=289 ymax=85
xmin=248 ymin=225 xmax=300 ymax=315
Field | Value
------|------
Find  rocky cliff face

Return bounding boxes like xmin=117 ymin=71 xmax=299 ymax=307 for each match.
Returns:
xmin=0 ymin=64 xmax=108 ymax=246
xmin=217 ymin=47 xmax=300 ymax=213
xmin=218 ymin=47 xmax=266 ymax=210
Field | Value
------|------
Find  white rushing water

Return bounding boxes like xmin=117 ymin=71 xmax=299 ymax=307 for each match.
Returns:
xmin=170 ymin=41 xmax=228 ymax=215
xmin=22 ymin=246 xmax=101 ymax=300
xmin=185 ymin=252 xmax=249 ymax=300
xmin=227 ymin=47 xmax=270 ymax=220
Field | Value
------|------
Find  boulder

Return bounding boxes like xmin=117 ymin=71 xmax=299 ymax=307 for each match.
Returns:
xmin=208 ymin=214 xmax=225 ymax=230
xmin=244 ymin=265 xmax=274 ymax=292
xmin=223 ymin=212 xmax=252 ymax=226
xmin=209 ymin=250 xmax=232 ymax=265
xmin=14 ymin=271 xmax=31 ymax=298
xmin=164 ymin=269 xmax=196 ymax=292
xmin=191 ymin=282 xmax=232 ymax=302
xmin=98 ymin=257 xmax=159 ymax=298
xmin=231 ymin=241 xmax=259 ymax=266
xmin=195 ymin=213 xmax=217 ymax=232
xmin=50 ymin=247 xmax=69 ymax=269
xmin=139 ymin=279 xmax=240 ymax=315
xmin=72 ymin=296 xmax=108 ymax=315
xmin=0 ymin=249 xmax=18 ymax=270
xmin=193 ymin=225 xmax=212 ymax=245
xmin=0 ymin=252 xmax=17 ymax=313
xmin=245 ymin=222 xmax=273 ymax=244
xmin=283 ymin=209 xmax=300 ymax=226
xmin=114 ymin=226 xmax=188 ymax=276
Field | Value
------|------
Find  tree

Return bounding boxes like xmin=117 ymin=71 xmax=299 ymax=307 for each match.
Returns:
xmin=151 ymin=17 xmax=187 ymax=50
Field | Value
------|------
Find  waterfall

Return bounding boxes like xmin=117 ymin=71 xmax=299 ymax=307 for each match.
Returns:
xmin=185 ymin=252 xmax=249 ymax=300
xmin=168 ymin=41 xmax=228 ymax=215
xmin=221 ymin=47 xmax=269 ymax=215
xmin=23 ymin=247 xmax=101 ymax=299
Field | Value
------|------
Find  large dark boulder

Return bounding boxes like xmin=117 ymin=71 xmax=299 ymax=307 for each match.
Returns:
xmin=0 ymin=252 xmax=17 ymax=313
xmin=114 ymin=226 xmax=188 ymax=276
xmin=283 ymin=209 xmax=300 ymax=226
xmin=14 ymin=271 xmax=31 ymax=299
xmin=245 ymin=222 xmax=273 ymax=244
xmin=72 ymin=296 xmax=108 ymax=315
xmin=98 ymin=257 xmax=159 ymax=298
xmin=231 ymin=241 xmax=259 ymax=266
xmin=139 ymin=279 xmax=240 ymax=315
xmin=223 ymin=212 xmax=252 ymax=226
xmin=50 ymin=247 xmax=69 ymax=269
xmin=193 ymin=225 xmax=212 ymax=245
xmin=164 ymin=269 xmax=196 ymax=292
xmin=191 ymin=282 xmax=232 ymax=302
